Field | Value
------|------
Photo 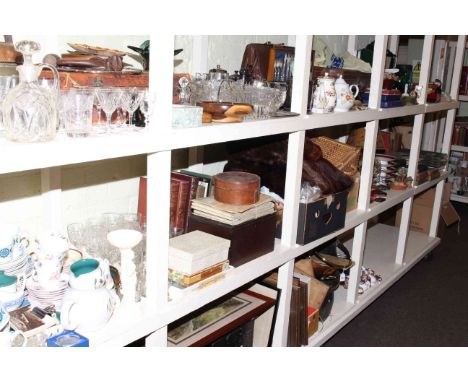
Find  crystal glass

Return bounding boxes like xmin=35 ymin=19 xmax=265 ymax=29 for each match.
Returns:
xmin=95 ymin=88 xmax=121 ymax=133
xmin=63 ymin=89 xmax=94 ymax=138
xmin=3 ymin=41 xmax=60 ymax=142
xmin=0 ymin=76 xmax=13 ymax=128
xmin=121 ymin=87 xmax=145 ymax=130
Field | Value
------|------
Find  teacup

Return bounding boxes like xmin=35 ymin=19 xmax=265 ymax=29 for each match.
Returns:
xmin=33 ymin=259 xmax=63 ymax=284
xmin=34 ymin=232 xmax=69 ymax=263
xmin=0 ymin=224 xmax=28 ymax=264
xmin=69 ymin=258 xmax=106 ymax=290
xmin=0 ymin=271 xmax=25 ymax=294
xmin=0 ymin=289 xmax=25 ymax=312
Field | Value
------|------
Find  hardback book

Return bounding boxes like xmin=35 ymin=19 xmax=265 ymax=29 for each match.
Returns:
xmin=178 ymin=170 xmax=213 ymax=199
xmin=137 ymin=176 xmax=181 ymax=229
xmin=169 ymin=230 xmax=230 ymax=275
xmin=168 ymin=260 xmax=230 ymax=288
xmin=171 ymin=172 xmax=199 ymax=232
xmin=170 ymin=174 xmax=191 ymax=231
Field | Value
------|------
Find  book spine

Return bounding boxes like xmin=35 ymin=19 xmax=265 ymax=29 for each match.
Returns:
xmin=186 ymin=176 xmax=199 ymax=232
xmin=137 ymin=176 xmax=147 ymax=225
xmin=170 ymin=179 xmax=180 ymax=229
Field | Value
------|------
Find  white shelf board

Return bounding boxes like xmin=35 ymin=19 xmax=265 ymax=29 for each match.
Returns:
xmin=0 ymin=100 xmax=458 ymax=175
xmin=450 ymin=193 xmax=468 ymax=203
xmin=458 ymin=95 xmax=468 ymax=102
xmin=308 ymin=223 xmax=440 ymax=346
xmin=451 ymin=145 xmax=468 ymax=153
xmin=0 ymin=130 xmax=160 ymax=175
xmin=424 ymin=100 xmax=459 ymax=113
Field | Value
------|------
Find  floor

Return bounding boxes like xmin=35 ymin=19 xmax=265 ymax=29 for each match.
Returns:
xmin=323 ymin=202 xmax=468 ymax=347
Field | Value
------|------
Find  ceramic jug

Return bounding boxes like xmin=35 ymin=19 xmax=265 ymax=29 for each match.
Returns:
xmin=311 ymin=73 xmax=336 ymax=113
xmin=334 ymin=75 xmax=359 ymax=112
xmin=60 ymin=286 xmax=118 ymax=333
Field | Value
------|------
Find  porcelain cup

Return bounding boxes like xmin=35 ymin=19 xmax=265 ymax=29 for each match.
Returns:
xmin=34 ymin=232 xmax=69 ymax=263
xmin=0 ymin=289 xmax=25 ymax=312
xmin=0 ymin=224 xmax=25 ymax=263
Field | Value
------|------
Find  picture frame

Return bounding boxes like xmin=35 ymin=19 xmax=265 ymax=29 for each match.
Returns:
xmin=167 ymin=289 xmax=275 ymax=347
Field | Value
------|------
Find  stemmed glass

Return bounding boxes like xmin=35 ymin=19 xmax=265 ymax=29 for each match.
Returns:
xmin=139 ymin=89 xmax=150 ymax=129
xmin=121 ymin=87 xmax=145 ymax=130
xmin=95 ymin=88 xmax=121 ymax=133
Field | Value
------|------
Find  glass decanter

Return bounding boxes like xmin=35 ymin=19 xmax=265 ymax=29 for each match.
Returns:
xmin=2 ymin=40 xmax=59 ymax=143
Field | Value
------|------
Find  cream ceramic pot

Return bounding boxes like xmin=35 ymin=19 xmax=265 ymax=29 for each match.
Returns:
xmin=311 ymin=73 xmax=336 ymax=113
xmin=334 ymin=75 xmax=359 ymax=112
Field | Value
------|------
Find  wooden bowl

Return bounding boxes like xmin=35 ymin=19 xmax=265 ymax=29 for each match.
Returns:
xmin=196 ymin=101 xmax=253 ymax=121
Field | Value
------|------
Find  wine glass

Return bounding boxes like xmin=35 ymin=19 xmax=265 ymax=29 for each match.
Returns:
xmin=121 ymin=87 xmax=145 ymax=130
xmin=95 ymin=88 xmax=121 ymax=133
xmin=139 ymin=89 xmax=150 ymax=129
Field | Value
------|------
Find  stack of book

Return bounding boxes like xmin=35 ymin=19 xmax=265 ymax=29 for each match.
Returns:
xmin=191 ymin=194 xmax=275 ymax=226
xmin=168 ymin=230 xmax=230 ymax=291
xmin=138 ymin=170 xmax=212 ymax=232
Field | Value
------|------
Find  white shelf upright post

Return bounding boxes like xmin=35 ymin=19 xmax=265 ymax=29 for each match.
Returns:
xmin=187 ymin=35 xmax=209 ymax=173
xmin=144 ymin=32 xmax=175 ymax=347
xmin=272 ymin=35 xmax=312 ymax=347
xmin=395 ymin=35 xmax=434 ymax=265
xmin=429 ymin=35 xmax=467 ymax=237
xmin=346 ymin=35 xmax=387 ymax=304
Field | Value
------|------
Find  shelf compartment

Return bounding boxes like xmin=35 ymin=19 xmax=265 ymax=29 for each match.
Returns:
xmin=307 ymin=223 xmax=440 ymax=346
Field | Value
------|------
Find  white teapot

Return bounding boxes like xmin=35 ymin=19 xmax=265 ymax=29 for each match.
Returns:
xmin=311 ymin=72 xmax=336 ymax=114
xmin=334 ymin=75 xmax=359 ymax=112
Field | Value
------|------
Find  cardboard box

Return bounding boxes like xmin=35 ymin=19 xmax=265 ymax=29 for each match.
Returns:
xmin=396 ymin=183 xmax=460 ymax=236
xmin=307 ymin=307 xmax=319 ymax=337
xmin=296 ymin=190 xmax=348 ymax=245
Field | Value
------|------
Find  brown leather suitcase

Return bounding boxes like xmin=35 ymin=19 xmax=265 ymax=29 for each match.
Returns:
xmin=187 ymin=213 xmax=276 ymax=267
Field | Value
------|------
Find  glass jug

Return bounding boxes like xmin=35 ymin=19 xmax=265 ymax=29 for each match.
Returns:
xmin=2 ymin=40 xmax=59 ymax=143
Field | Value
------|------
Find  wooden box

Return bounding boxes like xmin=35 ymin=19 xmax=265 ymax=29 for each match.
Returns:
xmin=40 ymin=70 xmax=149 ymax=89
xmin=187 ymin=213 xmax=276 ymax=267
xmin=213 ymin=172 xmax=260 ymax=206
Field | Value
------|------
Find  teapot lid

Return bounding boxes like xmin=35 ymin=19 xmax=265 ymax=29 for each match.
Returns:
xmin=209 ymin=65 xmax=228 ymax=74
xmin=335 ymin=74 xmax=347 ymax=85
xmin=0 ymin=271 xmax=16 ymax=288
xmin=318 ymin=72 xmax=335 ymax=81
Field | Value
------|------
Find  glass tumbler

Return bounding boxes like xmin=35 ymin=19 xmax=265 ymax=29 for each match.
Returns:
xmin=63 ymin=89 xmax=94 ymax=138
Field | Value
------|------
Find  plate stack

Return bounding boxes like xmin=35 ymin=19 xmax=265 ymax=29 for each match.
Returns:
xmin=26 ymin=274 xmax=69 ymax=310
xmin=0 ymin=247 xmax=34 ymax=277
xmin=374 ymin=154 xmax=398 ymax=185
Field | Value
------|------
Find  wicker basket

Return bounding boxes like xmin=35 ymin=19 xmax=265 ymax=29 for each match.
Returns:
xmin=311 ymin=136 xmax=361 ymax=176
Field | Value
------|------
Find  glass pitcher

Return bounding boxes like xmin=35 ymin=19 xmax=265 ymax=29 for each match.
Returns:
xmin=2 ymin=40 xmax=59 ymax=143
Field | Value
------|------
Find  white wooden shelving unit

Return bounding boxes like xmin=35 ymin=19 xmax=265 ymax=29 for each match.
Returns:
xmin=450 ymin=45 xmax=468 ymax=203
xmin=3 ymin=34 xmax=465 ymax=347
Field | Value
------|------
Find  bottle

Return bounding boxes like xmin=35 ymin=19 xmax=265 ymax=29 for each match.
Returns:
xmin=2 ymin=40 xmax=59 ymax=143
